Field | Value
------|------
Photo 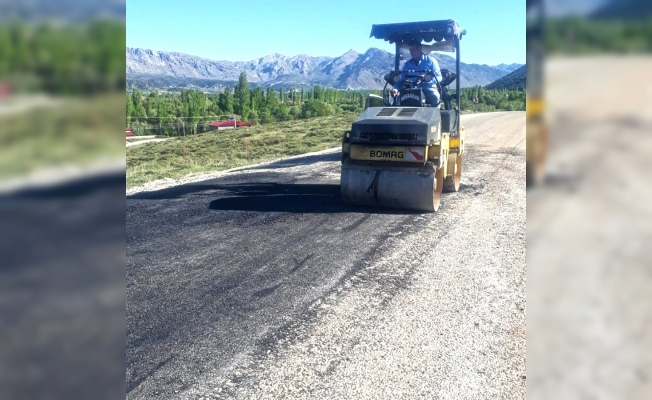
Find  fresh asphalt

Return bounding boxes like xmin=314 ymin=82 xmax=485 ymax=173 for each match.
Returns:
xmin=126 ymin=156 xmax=426 ymax=397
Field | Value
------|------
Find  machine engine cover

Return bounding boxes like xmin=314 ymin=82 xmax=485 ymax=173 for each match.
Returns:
xmin=349 ymin=106 xmax=442 ymax=146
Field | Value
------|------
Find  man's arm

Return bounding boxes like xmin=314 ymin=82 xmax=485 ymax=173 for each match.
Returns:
xmin=428 ymin=56 xmax=442 ymax=83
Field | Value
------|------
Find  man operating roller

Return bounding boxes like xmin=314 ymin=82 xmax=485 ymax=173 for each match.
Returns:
xmin=391 ymin=40 xmax=442 ymax=106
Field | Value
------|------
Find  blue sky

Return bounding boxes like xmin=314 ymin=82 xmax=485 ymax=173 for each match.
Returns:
xmin=127 ymin=0 xmax=525 ymax=66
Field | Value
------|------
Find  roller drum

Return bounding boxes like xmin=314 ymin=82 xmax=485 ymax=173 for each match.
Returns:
xmin=341 ymin=164 xmax=440 ymax=212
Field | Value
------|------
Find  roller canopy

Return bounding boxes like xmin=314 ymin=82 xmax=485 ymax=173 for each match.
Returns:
xmin=370 ymin=20 xmax=463 ymax=45
xmin=399 ymin=40 xmax=456 ymax=54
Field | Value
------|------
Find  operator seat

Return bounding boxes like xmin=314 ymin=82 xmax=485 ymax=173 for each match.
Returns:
xmin=437 ymin=69 xmax=457 ymax=110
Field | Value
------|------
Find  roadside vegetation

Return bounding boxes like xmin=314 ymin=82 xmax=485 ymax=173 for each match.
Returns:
xmin=0 ymin=20 xmax=125 ymax=94
xmin=127 ymin=113 xmax=357 ymax=188
xmin=126 ymin=72 xmax=373 ymax=137
xmin=0 ymin=94 xmax=125 ymax=180
xmin=0 ymin=19 xmax=125 ymax=181
xmin=458 ymin=87 xmax=525 ymax=113
xmin=127 ymin=72 xmax=526 ymax=137
xmin=546 ymin=16 xmax=652 ymax=55
xmin=127 ymin=72 xmax=526 ymax=188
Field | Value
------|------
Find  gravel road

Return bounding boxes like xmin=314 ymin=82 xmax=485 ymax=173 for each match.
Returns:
xmin=126 ymin=111 xmax=526 ymax=399
xmin=527 ymin=57 xmax=652 ymax=399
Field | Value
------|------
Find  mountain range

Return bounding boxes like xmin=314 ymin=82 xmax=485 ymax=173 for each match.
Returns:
xmin=484 ymin=65 xmax=526 ymax=91
xmin=126 ymin=47 xmax=523 ymax=92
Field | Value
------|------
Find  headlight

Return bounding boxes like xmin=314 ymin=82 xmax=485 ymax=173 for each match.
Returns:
xmin=424 ymin=73 xmax=432 ymax=82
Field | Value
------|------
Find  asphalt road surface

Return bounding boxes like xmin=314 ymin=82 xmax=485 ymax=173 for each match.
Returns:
xmin=126 ymin=111 xmax=526 ymax=399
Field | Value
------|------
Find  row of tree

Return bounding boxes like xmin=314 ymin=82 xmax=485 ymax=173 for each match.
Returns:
xmin=126 ymin=72 xmax=525 ymax=136
xmin=459 ymin=86 xmax=526 ymax=112
xmin=126 ymin=72 xmax=375 ymax=135
xmin=0 ymin=19 xmax=125 ymax=94
xmin=546 ymin=16 xmax=652 ymax=54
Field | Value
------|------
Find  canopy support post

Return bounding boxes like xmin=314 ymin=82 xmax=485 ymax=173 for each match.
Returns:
xmin=394 ymin=42 xmax=400 ymax=72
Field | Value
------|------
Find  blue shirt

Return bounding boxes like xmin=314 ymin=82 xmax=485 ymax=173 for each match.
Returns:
xmin=393 ymin=53 xmax=442 ymax=91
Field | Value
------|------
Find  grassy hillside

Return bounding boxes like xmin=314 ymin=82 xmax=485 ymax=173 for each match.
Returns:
xmin=0 ymin=94 xmax=125 ymax=181
xmin=127 ymin=112 xmax=357 ymax=188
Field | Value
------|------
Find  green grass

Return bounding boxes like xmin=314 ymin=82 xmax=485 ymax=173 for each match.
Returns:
xmin=0 ymin=93 xmax=125 ymax=181
xmin=126 ymin=113 xmax=358 ymax=188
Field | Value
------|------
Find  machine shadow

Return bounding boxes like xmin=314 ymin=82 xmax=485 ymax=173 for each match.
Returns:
xmin=207 ymin=182 xmax=418 ymax=214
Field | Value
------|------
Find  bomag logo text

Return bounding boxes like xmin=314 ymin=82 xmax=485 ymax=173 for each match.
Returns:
xmin=369 ymin=150 xmax=404 ymax=159
xmin=400 ymin=93 xmax=420 ymax=102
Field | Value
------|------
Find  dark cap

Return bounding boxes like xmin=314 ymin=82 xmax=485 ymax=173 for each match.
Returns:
xmin=407 ymin=39 xmax=422 ymax=46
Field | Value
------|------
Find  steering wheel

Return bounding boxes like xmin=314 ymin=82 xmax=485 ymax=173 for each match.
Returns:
xmin=389 ymin=69 xmax=436 ymax=99
xmin=397 ymin=69 xmax=435 ymax=90
xmin=400 ymin=76 xmax=419 ymax=90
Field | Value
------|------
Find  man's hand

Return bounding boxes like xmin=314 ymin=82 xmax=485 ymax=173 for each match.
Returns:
xmin=391 ymin=88 xmax=398 ymax=97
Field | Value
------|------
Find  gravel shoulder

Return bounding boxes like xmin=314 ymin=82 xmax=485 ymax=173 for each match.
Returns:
xmin=126 ymin=112 xmax=526 ymax=399
xmin=527 ymin=57 xmax=652 ymax=399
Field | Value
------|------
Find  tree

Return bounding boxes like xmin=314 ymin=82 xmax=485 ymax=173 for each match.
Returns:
xmin=131 ymin=88 xmax=143 ymax=111
xmin=248 ymin=109 xmax=259 ymax=125
xmin=251 ymin=86 xmax=264 ymax=112
xmin=289 ymin=105 xmax=301 ymax=119
xmin=219 ymin=86 xmax=234 ymax=114
xmin=146 ymin=91 xmax=159 ymax=127
xmin=234 ymin=72 xmax=250 ymax=117
xmin=302 ymin=100 xmax=334 ymax=118
xmin=175 ymin=117 xmax=186 ymax=136
xmin=158 ymin=100 xmax=174 ymax=136
xmin=274 ymin=105 xmax=291 ymax=121
xmin=126 ymin=92 xmax=134 ymax=125
xmin=180 ymin=89 xmax=205 ymax=134
xmin=260 ymin=107 xmax=275 ymax=124
xmin=131 ymin=89 xmax=146 ymax=122
xmin=265 ymin=86 xmax=279 ymax=112
xmin=0 ymin=28 xmax=11 ymax=75
xmin=206 ymin=93 xmax=220 ymax=114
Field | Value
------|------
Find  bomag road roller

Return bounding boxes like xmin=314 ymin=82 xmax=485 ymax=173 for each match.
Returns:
xmin=341 ymin=19 xmax=467 ymax=212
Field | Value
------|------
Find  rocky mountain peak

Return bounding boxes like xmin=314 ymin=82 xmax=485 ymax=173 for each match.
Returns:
xmin=126 ymin=47 xmax=525 ymax=91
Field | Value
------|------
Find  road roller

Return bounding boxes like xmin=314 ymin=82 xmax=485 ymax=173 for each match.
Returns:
xmin=341 ymin=19 xmax=466 ymax=212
